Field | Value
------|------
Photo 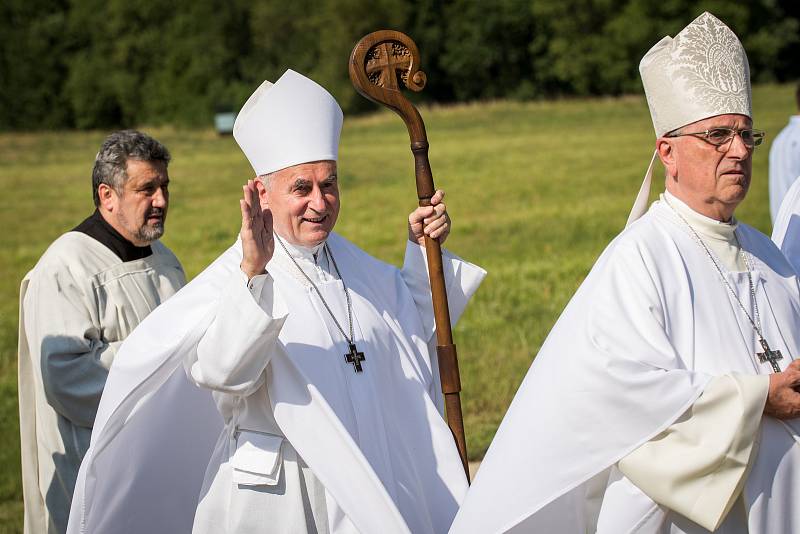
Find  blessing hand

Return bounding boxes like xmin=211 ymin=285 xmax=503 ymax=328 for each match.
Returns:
xmin=764 ymin=360 xmax=800 ymax=419
xmin=408 ymin=189 xmax=451 ymax=246
xmin=239 ymin=179 xmax=274 ymax=279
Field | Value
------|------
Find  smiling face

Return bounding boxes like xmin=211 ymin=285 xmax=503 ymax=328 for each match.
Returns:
xmin=257 ymin=160 xmax=339 ymax=247
xmin=658 ymin=113 xmax=754 ymax=221
xmin=98 ymin=158 xmax=170 ymax=246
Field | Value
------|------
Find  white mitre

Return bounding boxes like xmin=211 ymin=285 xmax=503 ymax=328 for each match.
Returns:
xmin=627 ymin=12 xmax=752 ymax=226
xmin=233 ymin=69 xmax=344 ymax=175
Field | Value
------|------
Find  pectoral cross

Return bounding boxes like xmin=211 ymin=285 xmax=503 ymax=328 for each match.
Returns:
xmin=757 ymin=337 xmax=783 ymax=373
xmin=345 ymin=342 xmax=366 ymax=373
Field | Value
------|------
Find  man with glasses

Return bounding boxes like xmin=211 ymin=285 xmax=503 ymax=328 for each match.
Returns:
xmin=452 ymin=12 xmax=800 ymax=534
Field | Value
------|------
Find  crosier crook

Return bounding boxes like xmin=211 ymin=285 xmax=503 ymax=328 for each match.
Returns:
xmin=349 ymin=30 xmax=470 ymax=481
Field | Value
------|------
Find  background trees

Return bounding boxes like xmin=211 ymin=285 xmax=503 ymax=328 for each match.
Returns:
xmin=1 ymin=0 xmax=798 ymax=130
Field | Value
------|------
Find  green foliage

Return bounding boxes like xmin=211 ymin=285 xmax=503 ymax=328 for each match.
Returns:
xmin=0 ymin=84 xmax=795 ymax=530
xmin=440 ymin=0 xmax=534 ymax=100
xmin=1 ymin=0 xmax=798 ymax=130
xmin=0 ymin=0 xmax=71 ymax=129
xmin=529 ymin=0 xmax=800 ymax=96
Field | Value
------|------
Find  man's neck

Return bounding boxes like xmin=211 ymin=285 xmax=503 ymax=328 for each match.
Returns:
xmin=665 ymin=189 xmax=736 ymax=222
xmin=73 ymin=210 xmax=153 ymax=262
xmin=274 ymin=232 xmax=325 ymax=263
xmin=661 ymin=191 xmax=746 ymax=271
xmin=98 ymin=209 xmax=149 ymax=247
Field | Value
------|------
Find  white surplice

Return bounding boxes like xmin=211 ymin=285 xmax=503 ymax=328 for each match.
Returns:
xmin=18 ymin=232 xmax=185 ymax=534
xmin=772 ymin=174 xmax=800 ymax=274
xmin=67 ymin=232 xmax=485 ymax=534
xmin=450 ymin=198 xmax=800 ymax=534
xmin=769 ymin=116 xmax=800 ymax=222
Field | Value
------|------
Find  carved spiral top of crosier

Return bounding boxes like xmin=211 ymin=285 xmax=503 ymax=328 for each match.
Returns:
xmin=363 ymin=39 xmax=426 ymax=92
xmin=349 ymin=29 xmax=429 ymax=146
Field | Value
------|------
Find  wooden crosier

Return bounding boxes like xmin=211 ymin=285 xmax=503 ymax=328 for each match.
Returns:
xmin=349 ymin=30 xmax=470 ymax=481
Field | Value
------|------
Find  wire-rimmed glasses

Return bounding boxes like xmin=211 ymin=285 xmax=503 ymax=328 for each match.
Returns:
xmin=665 ymin=127 xmax=765 ymax=148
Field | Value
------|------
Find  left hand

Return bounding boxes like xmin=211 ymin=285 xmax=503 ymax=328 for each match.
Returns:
xmin=408 ymin=189 xmax=450 ymax=246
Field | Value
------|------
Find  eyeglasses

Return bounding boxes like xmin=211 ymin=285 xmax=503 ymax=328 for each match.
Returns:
xmin=665 ymin=127 xmax=765 ymax=148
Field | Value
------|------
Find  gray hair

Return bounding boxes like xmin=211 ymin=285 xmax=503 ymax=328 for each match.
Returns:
xmin=257 ymin=172 xmax=274 ymax=189
xmin=92 ymin=130 xmax=171 ymax=207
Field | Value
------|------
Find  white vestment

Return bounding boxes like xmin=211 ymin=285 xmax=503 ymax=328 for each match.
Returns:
xmin=67 ymin=232 xmax=485 ymax=534
xmin=450 ymin=199 xmax=800 ymax=534
xmin=772 ymin=175 xmax=800 ymax=274
xmin=18 ymin=232 xmax=185 ymax=534
xmin=769 ymin=116 xmax=800 ymax=222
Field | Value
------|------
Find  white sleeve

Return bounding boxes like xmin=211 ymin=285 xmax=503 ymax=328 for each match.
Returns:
xmin=189 ymin=269 xmax=288 ymax=395
xmin=619 ymin=373 xmax=769 ymax=531
xmin=400 ymin=240 xmax=486 ymax=340
xmin=24 ymin=265 xmax=116 ymax=428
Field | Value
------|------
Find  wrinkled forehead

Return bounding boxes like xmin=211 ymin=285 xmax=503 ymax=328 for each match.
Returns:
xmin=124 ymin=158 xmax=169 ymax=184
xmin=678 ymin=113 xmax=752 ymax=132
xmin=271 ymin=160 xmax=337 ymax=185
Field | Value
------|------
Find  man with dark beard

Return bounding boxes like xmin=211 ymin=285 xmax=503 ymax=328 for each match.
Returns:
xmin=18 ymin=130 xmax=186 ymax=534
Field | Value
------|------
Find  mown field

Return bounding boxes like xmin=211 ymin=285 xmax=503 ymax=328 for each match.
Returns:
xmin=0 ymin=84 xmax=793 ymax=530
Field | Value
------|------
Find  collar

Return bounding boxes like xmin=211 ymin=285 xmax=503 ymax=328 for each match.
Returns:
xmin=72 ymin=210 xmax=153 ymax=262
xmin=661 ymin=191 xmax=739 ymax=243
xmin=273 ymin=233 xmax=326 ymax=264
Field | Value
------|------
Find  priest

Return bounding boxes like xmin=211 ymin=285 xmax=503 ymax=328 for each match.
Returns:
xmin=772 ymin=174 xmax=800 ymax=273
xmin=67 ymin=70 xmax=485 ymax=534
xmin=18 ymin=130 xmax=185 ymax=534
xmin=451 ymin=12 xmax=800 ymax=534
xmin=768 ymin=84 xmax=800 ymax=222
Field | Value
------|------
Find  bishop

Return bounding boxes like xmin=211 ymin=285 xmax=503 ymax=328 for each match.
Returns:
xmin=452 ymin=12 xmax=800 ymax=534
xmin=67 ymin=70 xmax=486 ymax=534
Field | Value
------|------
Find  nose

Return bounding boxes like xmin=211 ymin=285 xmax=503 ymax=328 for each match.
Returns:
xmin=152 ymin=186 xmax=168 ymax=208
xmin=308 ymin=186 xmax=326 ymax=212
xmin=725 ymin=130 xmax=750 ymax=159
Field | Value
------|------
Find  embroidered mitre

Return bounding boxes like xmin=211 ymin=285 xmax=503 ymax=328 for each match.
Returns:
xmin=627 ymin=12 xmax=753 ymax=226
xmin=640 ymin=12 xmax=752 ymax=137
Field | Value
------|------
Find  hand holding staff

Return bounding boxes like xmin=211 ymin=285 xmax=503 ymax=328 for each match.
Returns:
xmin=349 ymin=30 xmax=470 ymax=480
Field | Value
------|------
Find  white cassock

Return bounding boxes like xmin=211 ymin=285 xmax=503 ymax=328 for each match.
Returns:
xmin=18 ymin=232 xmax=185 ymax=534
xmin=769 ymin=115 xmax=800 ymax=222
xmin=772 ymin=174 xmax=800 ymax=273
xmin=67 ymin=231 xmax=485 ymax=534
xmin=450 ymin=194 xmax=800 ymax=534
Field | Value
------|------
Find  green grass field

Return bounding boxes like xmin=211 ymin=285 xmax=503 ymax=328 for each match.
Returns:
xmin=0 ymin=84 xmax=794 ymax=530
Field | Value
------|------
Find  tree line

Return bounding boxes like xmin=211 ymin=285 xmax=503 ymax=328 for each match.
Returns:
xmin=1 ymin=0 xmax=798 ymax=130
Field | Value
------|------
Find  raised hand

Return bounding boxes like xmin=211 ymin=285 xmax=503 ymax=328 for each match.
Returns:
xmin=764 ymin=359 xmax=800 ymax=419
xmin=239 ymin=179 xmax=274 ymax=279
xmin=408 ymin=189 xmax=451 ymax=246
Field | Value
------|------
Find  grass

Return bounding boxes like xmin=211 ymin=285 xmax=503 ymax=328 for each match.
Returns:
xmin=0 ymin=84 xmax=794 ymax=530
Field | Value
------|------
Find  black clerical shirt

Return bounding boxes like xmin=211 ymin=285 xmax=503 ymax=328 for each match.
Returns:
xmin=73 ymin=210 xmax=152 ymax=262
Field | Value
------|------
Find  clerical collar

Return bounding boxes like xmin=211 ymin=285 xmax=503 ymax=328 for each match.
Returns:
xmin=661 ymin=191 xmax=738 ymax=243
xmin=73 ymin=210 xmax=153 ymax=262
xmin=273 ymin=234 xmax=326 ymax=264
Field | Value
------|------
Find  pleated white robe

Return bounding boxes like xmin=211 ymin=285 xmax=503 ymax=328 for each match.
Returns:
xmin=18 ymin=232 xmax=185 ymax=534
xmin=67 ymin=232 xmax=485 ymax=534
xmin=450 ymin=199 xmax=800 ymax=534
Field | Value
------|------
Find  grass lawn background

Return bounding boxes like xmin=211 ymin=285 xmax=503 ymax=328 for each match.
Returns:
xmin=0 ymin=83 xmax=794 ymax=530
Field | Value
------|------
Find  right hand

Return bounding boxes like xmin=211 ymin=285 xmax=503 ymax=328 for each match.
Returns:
xmin=764 ymin=360 xmax=800 ymax=419
xmin=240 ymin=179 xmax=274 ymax=279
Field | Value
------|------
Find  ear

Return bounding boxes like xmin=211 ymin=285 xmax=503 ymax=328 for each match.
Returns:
xmin=656 ymin=138 xmax=678 ymax=182
xmin=255 ymin=177 xmax=270 ymax=210
xmin=97 ymin=183 xmax=117 ymax=211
